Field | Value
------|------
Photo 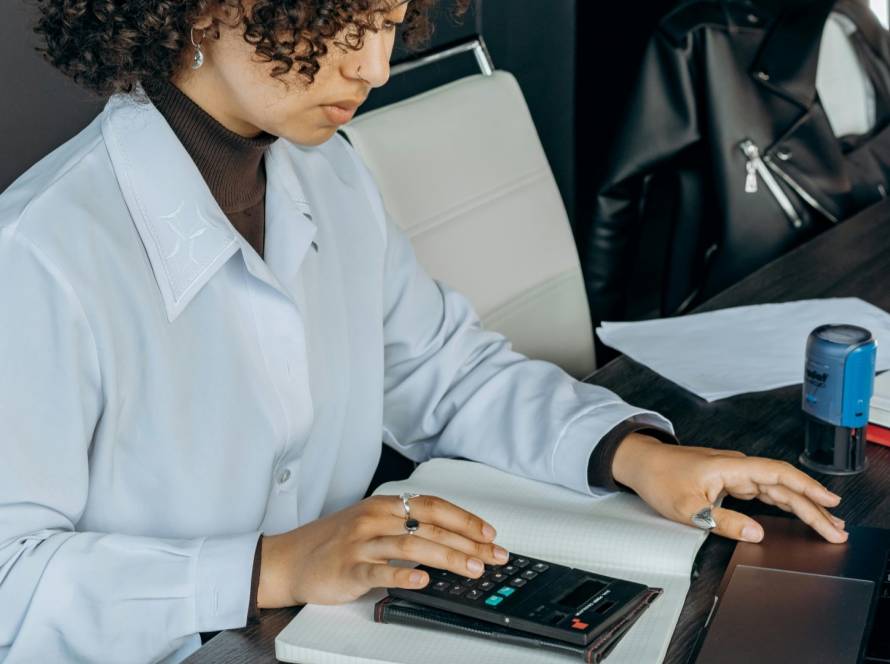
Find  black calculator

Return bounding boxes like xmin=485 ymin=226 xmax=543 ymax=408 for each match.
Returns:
xmin=388 ymin=553 xmax=654 ymax=646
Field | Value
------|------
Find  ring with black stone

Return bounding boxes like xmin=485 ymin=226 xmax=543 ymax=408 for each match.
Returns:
xmin=405 ymin=518 xmax=420 ymax=535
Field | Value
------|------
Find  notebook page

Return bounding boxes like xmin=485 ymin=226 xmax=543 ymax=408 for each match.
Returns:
xmin=374 ymin=459 xmax=708 ymax=577
xmin=277 ymin=572 xmax=693 ymax=664
xmin=276 ymin=459 xmax=708 ymax=664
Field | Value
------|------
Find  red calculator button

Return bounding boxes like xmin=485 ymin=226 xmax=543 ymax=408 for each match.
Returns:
xmin=571 ymin=618 xmax=589 ymax=630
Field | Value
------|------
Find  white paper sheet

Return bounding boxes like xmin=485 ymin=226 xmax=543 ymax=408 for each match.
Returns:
xmin=870 ymin=371 xmax=890 ymax=427
xmin=596 ymin=298 xmax=890 ymax=402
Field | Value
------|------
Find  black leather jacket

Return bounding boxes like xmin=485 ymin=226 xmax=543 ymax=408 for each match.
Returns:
xmin=583 ymin=0 xmax=890 ymax=322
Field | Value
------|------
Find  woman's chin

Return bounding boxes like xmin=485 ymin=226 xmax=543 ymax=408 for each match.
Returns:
xmin=282 ymin=125 xmax=340 ymax=147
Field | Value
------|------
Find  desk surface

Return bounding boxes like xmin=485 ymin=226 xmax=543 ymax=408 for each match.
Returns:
xmin=185 ymin=199 xmax=890 ymax=664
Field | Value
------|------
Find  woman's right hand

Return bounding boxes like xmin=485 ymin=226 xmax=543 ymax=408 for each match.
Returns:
xmin=257 ymin=494 xmax=508 ymax=608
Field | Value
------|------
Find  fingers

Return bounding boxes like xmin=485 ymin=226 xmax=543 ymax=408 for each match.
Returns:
xmin=758 ymin=493 xmax=845 ymax=530
xmin=676 ymin=493 xmax=764 ymax=542
xmin=359 ymin=562 xmax=430 ymax=590
xmin=758 ymin=484 xmax=848 ymax=543
xmin=732 ymin=458 xmax=841 ymax=508
xmin=403 ymin=518 xmax=508 ymax=566
xmin=709 ymin=507 xmax=764 ymax=543
xmin=381 ymin=494 xmax=497 ymax=544
xmin=366 ymin=535 xmax=491 ymax=578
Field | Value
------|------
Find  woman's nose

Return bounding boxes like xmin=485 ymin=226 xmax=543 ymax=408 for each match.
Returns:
xmin=347 ymin=33 xmax=392 ymax=89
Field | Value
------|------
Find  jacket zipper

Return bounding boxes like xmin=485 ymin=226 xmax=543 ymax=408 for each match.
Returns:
xmin=762 ymin=155 xmax=840 ymax=224
xmin=739 ymin=139 xmax=803 ymax=229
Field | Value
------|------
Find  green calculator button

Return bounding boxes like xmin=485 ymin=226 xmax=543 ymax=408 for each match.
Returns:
xmin=497 ymin=586 xmax=515 ymax=597
xmin=485 ymin=595 xmax=504 ymax=606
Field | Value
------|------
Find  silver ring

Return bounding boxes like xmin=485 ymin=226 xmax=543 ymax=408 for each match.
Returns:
xmin=691 ymin=506 xmax=718 ymax=531
xmin=400 ymin=492 xmax=419 ymax=519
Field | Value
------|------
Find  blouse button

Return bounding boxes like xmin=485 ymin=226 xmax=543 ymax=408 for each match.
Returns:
xmin=278 ymin=469 xmax=292 ymax=484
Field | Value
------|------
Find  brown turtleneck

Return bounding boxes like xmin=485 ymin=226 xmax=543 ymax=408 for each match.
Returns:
xmin=145 ymin=79 xmax=277 ymax=258
xmin=146 ymin=79 xmax=269 ymax=632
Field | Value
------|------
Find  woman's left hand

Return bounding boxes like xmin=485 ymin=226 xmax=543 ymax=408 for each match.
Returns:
xmin=611 ymin=433 xmax=849 ymax=544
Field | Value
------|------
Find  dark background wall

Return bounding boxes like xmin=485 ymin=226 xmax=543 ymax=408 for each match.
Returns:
xmin=0 ymin=0 xmax=673 ymax=242
xmin=1 ymin=1 xmax=106 ymax=193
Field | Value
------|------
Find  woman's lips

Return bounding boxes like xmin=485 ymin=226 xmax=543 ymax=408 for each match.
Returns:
xmin=321 ymin=103 xmax=359 ymax=126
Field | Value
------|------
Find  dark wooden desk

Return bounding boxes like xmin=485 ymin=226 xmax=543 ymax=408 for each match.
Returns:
xmin=186 ymin=199 xmax=890 ymax=663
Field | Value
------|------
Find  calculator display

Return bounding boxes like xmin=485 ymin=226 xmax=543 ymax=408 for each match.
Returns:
xmin=557 ymin=578 xmax=608 ymax=608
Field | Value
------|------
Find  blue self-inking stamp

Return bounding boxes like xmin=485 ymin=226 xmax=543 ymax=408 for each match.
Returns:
xmin=801 ymin=324 xmax=877 ymax=475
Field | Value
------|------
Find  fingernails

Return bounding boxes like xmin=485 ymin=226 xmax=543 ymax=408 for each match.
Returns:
xmin=493 ymin=545 xmax=509 ymax=563
xmin=482 ymin=523 xmax=496 ymax=540
xmin=826 ymin=490 xmax=842 ymax=503
xmin=467 ymin=558 xmax=484 ymax=574
xmin=409 ymin=571 xmax=426 ymax=586
xmin=742 ymin=526 xmax=763 ymax=542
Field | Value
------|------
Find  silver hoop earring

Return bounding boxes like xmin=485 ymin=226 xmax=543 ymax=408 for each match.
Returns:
xmin=190 ymin=27 xmax=206 ymax=70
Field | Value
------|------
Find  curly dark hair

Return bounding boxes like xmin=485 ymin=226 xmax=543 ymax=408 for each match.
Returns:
xmin=32 ymin=0 xmax=470 ymax=97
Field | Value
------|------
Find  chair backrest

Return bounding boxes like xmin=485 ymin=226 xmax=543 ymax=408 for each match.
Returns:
xmin=342 ymin=71 xmax=595 ymax=378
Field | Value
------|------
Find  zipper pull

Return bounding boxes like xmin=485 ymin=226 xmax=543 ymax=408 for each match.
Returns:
xmin=745 ymin=161 xmax=758 ymax=194
xmin=740 ymin=139 xmax=759 ymax=194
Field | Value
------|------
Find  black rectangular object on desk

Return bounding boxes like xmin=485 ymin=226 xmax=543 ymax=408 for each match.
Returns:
xmin=692 ymin=515 xmax=890 ymax=664
xmin=385 ymin=553 xmax=660 ymax=648
xmin=375 ymin=590 xmax=662 ymax=664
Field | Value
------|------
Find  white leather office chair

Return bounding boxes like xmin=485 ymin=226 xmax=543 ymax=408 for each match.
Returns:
xmin=342 ymin=66 xmax=595 ymax=378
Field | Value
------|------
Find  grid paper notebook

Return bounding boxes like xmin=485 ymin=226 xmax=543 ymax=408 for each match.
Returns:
xmin=275 ymin=459 xmax=709 ymax=663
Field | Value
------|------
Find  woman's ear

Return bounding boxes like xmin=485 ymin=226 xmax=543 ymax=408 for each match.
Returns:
xmin=213 ymin=0 xmax=247 ymax=30
xmin=192 ymin=14 xmax=216 ymax=32
xmin=193 ymin=0 xmax=243 ymax=37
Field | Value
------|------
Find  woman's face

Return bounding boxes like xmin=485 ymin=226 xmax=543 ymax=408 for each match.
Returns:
xmin=179 ymin=1 xmax=409 ymax=144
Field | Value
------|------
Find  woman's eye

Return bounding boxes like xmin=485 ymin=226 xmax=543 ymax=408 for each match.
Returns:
xmin=382 ymin=20 xmax=398 ymax=32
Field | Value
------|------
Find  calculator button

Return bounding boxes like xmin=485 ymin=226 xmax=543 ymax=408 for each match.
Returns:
xmin=480 ymin=581 xmax=496 ymax=591
xmin=449 ymin=584 xmax=467 ymax=596
xmin=491 ymin=572 xmax=508 ymax=582
xmin=460 ymin=577 xmax=477 ymax=587
xmin=532 ymin=563 xmax=550 ymax=573
xmin=497 ymin=586 xmax=515 ymax=597
xmin=510 ymin=577 xmax=527 ymax=588
xmin=521 ymin=570 xmax=538 ymax=580
xmin=513 ymin=558 xmax=530 ymax=568
xmin=503 ymin=565 xmax=518 ymax=576
xmin=465 ymin=589 xmax=484 ymax=600
xmin=485 ymin=595 xmax=504 ymax=607
xmin=571 ymin=617 xmax=589 ymax=630
xmin=432 ymin=580 xmax=451 ymax=592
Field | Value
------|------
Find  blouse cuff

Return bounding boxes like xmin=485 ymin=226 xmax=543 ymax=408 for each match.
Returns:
xmin=587 ymin=421 xmax=679 ymax=493
xmin=194 ymin=532 xmax=262 ymax=633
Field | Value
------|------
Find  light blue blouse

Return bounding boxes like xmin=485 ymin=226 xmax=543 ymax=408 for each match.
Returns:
xmin=0 ymin=93 xmax=672 ymax=662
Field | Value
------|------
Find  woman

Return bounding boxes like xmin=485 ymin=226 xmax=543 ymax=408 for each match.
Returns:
xmin=0 ymin=0 xmax=846 ymax=661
